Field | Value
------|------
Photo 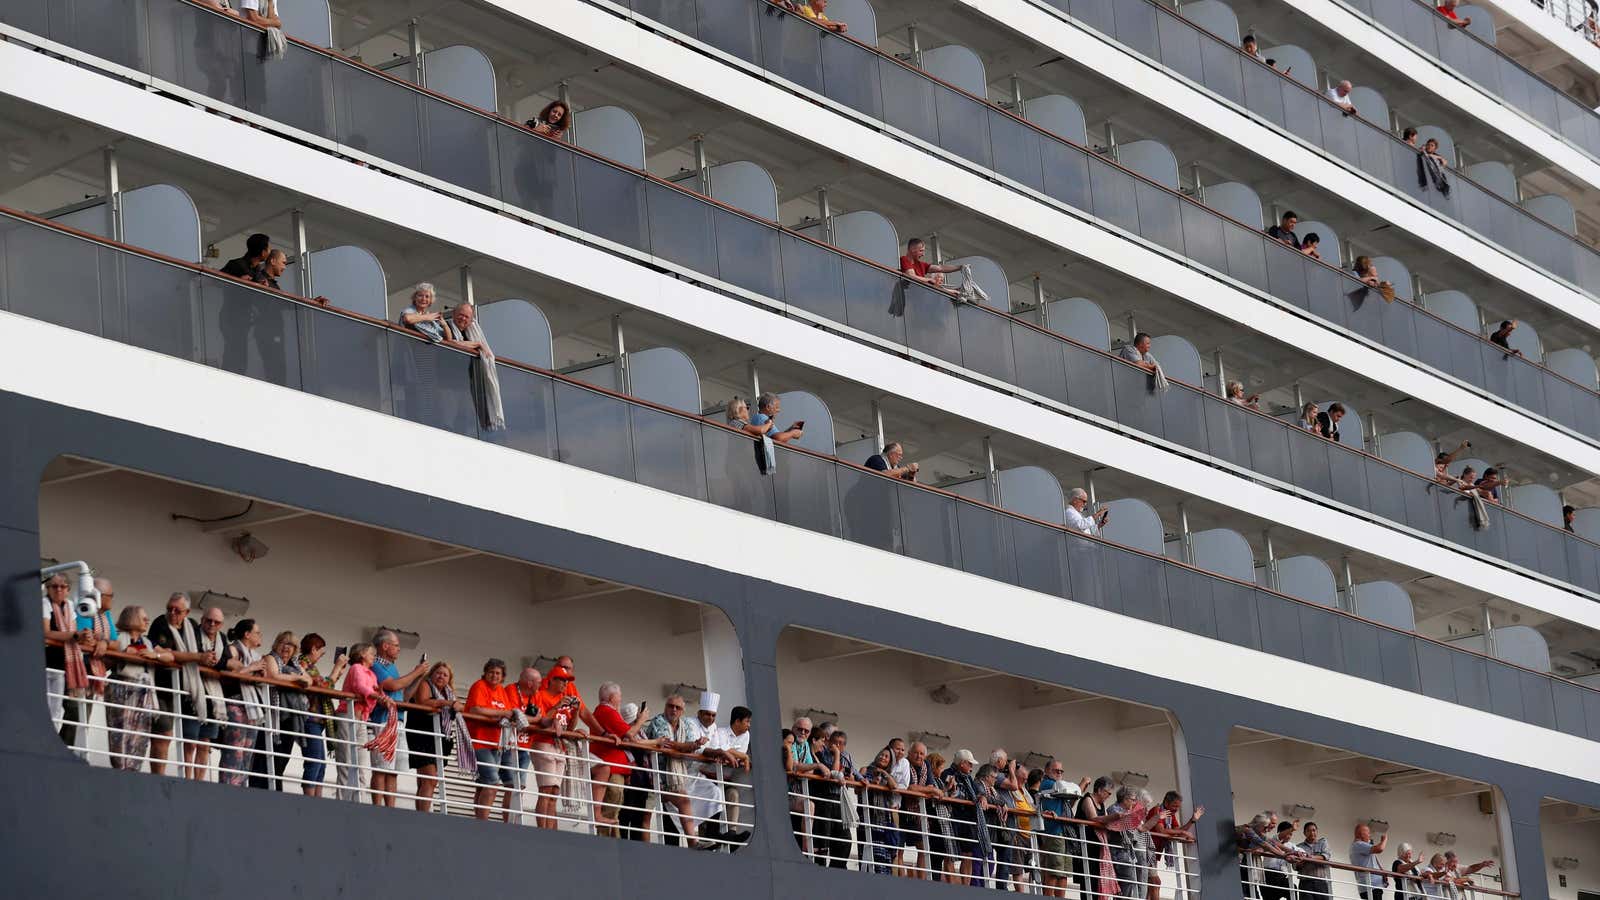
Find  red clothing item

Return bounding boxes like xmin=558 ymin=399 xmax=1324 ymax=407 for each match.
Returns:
xmin=591 ymin=703 xmax=632 ymax=772
xmin=899 ymin=255 xmax=931 ymax=278
xmin=531 ymin=687 xmax=586 ymax=747
xmin=466 ymin=679 xmax=509 ymax=749
xmin=1437 ymin=4 xmax=1462 ymax=20
xmin=505 ymin=684 xmax=533 ymax=749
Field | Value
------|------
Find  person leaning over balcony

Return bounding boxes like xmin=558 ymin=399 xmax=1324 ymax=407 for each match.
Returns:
xmin=1300 ymin=232 xmax=1324 ymax=261
xmin=1418 ymin=138 xmax=1451 ymax=195
xmin=1316 ymin=402 xmax=1346 ymax=443
xmin=1436 ymin=0 xmax=1473 ymax=29
xmin=866 ymin=441 xmax=920 ymax=481
xmin=1327 ymin=80 xmax=1357 ymax=115
xmin=1227 ymin=381 xmax=1262 ymax=411
xmin=800 ymin=0 xmax=847 ymax=33
xmin=222 ymin=233 xmax=271 ymax=280
xmin=148 ymin=593 xmax=224 ymax=779
xmin=1417 ymin=852 xmax=1454 ymax=897
xmin=591 ymin=682 xmax=648 ymax=838
xmin=1066 ymin=487 xmax=1109 ymax=536
xmin=261 ymin=629 xmax=314 ymax=791
xmin=900 ymin=237 xmax=960 ymax=292
xmin=406 ymin=660 xmax=460 ymax=813
xmin=1433 ymin=440 xmax=1470 ymax=487
xmin=786 ymin=716 xmax=829 ymax=854
xmin=692 ymin=700 xmax=753 ymax=845
xmin=1267 ymin=211 xmax=1303 ymax=249
xmin=1298 ymin=402 xmax=1320 ymax=433
xmin=294 ymin=633 xmax=342 ymax=798
xmin=1035 ymin=761 xmax=1085 ymax=896
xmin=369 ymin=629 xmax=427 ymax=807
xmin=105 ymin=605 xmax=173 ymax=772
xmin=1489 ymin=319 xmax=1524 ymax=357
xmin=504 ymin=666 xmax=540 ymax=825
xmin=745 ymin=392 xmax=804 ymax=475
xmin=527 ymin=664 xmax=593 ymax=830
xmin=815 ymin=729 xmax=861 ymax=868
xmin=1475 ymin=466 xmax=1505 ymax=504
xmin=1295 ymin=821 xmax=1332 ymax=900
xmin=1352 ymin=255 xmax=1397 ymax=301
xmin=1148 ymin=790 xmax=1203 ymax=900
xmin=526 ymin=100 xmax=570 ymax=141
xmin=641 ymin=693 xmax=711 ymax=846
xmin=1350 ymin=821 xmax=1390 ymax=900
xmin=1391 ymin=842 xmax=1425 ymax=900
xmin=939 ymin=750 xmax=984 ymax=885
xmin=465 ymin=657 xmax=517 ymax=820
xmin=1442 ymin=850 xmax=1494 ymax=898
xmin=215 ymin=618 xmax=269 ymax=787
xmin=1259 ymin=820 xmax=1300 ymax=900
xmin=399 ymin=283 xmax=447 ymax=342
xmin=902 ymin=740 xmax=947 ymax=881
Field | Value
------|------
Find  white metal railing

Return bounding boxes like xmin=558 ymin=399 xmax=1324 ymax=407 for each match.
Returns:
xmin=786 ymin=774 xmax=1200 ymax=895
xmin=1521 ymin=0 xmax=1600 ymax=43
xmin=44 ymin=659 xmax=752 ymax=849
xmin=1238 ymin=846 xmax=1516 ymax=899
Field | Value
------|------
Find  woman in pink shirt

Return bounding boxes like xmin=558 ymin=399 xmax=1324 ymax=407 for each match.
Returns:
xmin=337 ymin=642 xmax=393 ymax=802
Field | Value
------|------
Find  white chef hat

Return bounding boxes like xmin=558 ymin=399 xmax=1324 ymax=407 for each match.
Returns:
xmin=699 ymin=690 xmax=721 ymax=713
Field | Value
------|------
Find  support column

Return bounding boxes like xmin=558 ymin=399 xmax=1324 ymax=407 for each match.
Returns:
xmin=458 ymin=265 xmax=475 ymax=307
xmin=1341 ymin=557 xmax=1357 ymax=612
xmin=872 ymin=399 xmax=885 ymax=453
xmin=408 ymin=19 xmax=425 ymax=87
xmin=1365 ymin=411 xmax=1380 ymax=454
xmin=929 ymin=231 xmax=943 ymax=264
xmin=692 ymin=134 xmax=709 ymax=196
xmin=291 ymin=209 xmax=311 ymax=297
xmin=1170 ymin=712 xmax=1239 ymax=900
xmin=1083 ymin=470 xmax=1097 ymax=505
xmin=558 ymin=82 xmax=575 ymax=144
xmin=1213 ymin=350 xmax=1227 ymax=397
xmin=102 ymin=146 xmax=123 ymax=243
xmin=1292 ymin=382 xmax=1304 ymax=411
xmin=1262 ymin=530 xmax=1278 ymax=591
xmin=983 ymin=437 xmax=1000 ymax=506
xmin=1008 ymin=74 xmax=1024 ymax=115
xmin=1032 ymin=273 xmax=1047 ymax=325
xmin=748 ymin=360 xmax=761 ymax=400
xmin=1178 ymin=503 xmax=1194 ymax=564
xmin=700 ymin=606 xmax=745 ymax=712
xmin=815 ymin=187 xmax=833 ymax=244
xmin=907 ymin=23 xmax=922 ymax=67
xmin=612 ymin=314 xmax=630 ymax=394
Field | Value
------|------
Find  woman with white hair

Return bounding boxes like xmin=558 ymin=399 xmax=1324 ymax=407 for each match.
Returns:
xmin=105 ymin=605 xmax=173 ymax=771
xmin=399 ymin=283 xmax=445 ymax=341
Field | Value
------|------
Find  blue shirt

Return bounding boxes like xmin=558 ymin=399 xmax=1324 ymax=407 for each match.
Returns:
xmin=1036 ymin=777 xmax=1071 ymax=836
xmin=750 ymin=411 xmax=774 ymax=432
xmin=370 ymin=658 xmax=401 ymax=723
xmin=75 ymin=611 xmax=118 ymax=641
xmin=1351 ymin=840 xmax=1384 ymax=887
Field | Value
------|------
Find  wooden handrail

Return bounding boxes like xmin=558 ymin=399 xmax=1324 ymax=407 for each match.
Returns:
xmin=14 ymin=206 xmax=1599 ymax=698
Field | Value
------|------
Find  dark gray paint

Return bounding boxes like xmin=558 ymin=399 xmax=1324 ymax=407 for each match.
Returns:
xmin=0 ymin=390 xmax=1590 ymax=899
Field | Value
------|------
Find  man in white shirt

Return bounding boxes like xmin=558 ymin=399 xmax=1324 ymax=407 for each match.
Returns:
xmin=1327 ymin=80 xmax=1357 ymax=114
xmin=234 ymin=0 xmax=282 ymax=28
xmin=688 ymin=692 xmax=752 ymax=845
xmin=1066 ymin=487 xmax=1108 ymax=536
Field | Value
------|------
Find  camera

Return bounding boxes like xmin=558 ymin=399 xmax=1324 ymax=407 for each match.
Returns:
xmin=73 ymin=570 xmax=99 ymax=619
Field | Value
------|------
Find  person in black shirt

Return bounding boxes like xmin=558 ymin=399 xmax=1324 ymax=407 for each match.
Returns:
xmin=1266 ymin=211 xmax=1302 ymax=249
xmin=1315 ymin=403 xmax=1346 ymax=442
xmin=865 ymin=441 xmax=919 ymax=481
xmin=222 ymin=232 xmax=271 ymax=281
xmin=1565 ymin=504 xmax=1577 ymax=533
xmin=1489 ymin=320 xmax=1523 ymax=357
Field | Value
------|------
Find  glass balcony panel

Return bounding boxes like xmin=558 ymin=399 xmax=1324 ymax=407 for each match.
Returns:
xmin=0 ymin=0 xmax=50 ymax=37
xmin=421 ymin=100 xmax=500 ymax=199
xmin=1399 ymin=468 xmax=1442 ymax=535
xmin=120 ymin=255 xmax=200 ymax=361
xmin=1067 ymin=0 xmax=1114 ymax=36
xmin=1011 ymin=322 xmax=1071 ymax=406
xmin=485 ymin=365 xmax=558 ymax=459
xmin=1287 ymin=427 xmax=1334 ymax=498
xmin=1112 ymin=0 xmax=1160 ymax=59
xmin=1377 ymin=630 xmax=1421 ymax=692
xmin=1065 ymin=535 xmax=1119 ymax=611
xmin=148 ymin=1 xmax=240 ymax=104
xmin=1116 ymin=549 xmax=1168 ymax=625
xmin=1061 ymin=343 xmax=1118 ymax=421
xmin=1179 ymin=201 xmax=1228 ymax=274
xmin=837 ymin=464 xmax=902 ymax=552
xmin=1415 ymin=639 xmax=1458 ymax=703
xmin=333 ymin=63 xmax=422 ymax=173
xmin=956 ymin=305 xmax=1017 ymax=385
xmin=759 ymin=11 xmax=824 ymax=93
xmin=988 ymin=112 xmax=1046 ymax=193
xmin=1304 ymin=262 xmax=1351 ymax=330
xmin=1212 ymin=581 xmax=1261 ymax=650
xmin=59 ymin=0 xmax=149 ymax=73
xmin=900 ymin=281 xmax=962 ymax=365
xmin=1155 ymin=12 xmax=1204 ymax=84
xmin=1245 ymin=411 xmax=1293 ymax=483
xmin=631 ymin=0 xmax=699 ymax=35
xmin=1486 ymin=660 xmax=1525 ymax=721
xmin=1134 ymin=182 xmax=1185 ymax=255
xmin=956 ymin=502 xmax=1019 ymax=585
xmin=779 ymin=234 xmax=848 ymax=324
xmin=498 ymin=127 xmax=580 ymax=226
xmin=1087 ymin=158 xmax=1142 ymax=236
xmin=842 ymin=262 xmax=908 ymax=345
xmin=202 ymin=279 xmax=301 ymax=389
xmin=714 ymin=210 xmax=783 ymax=300
xmin=1222 ymin=220 xmax=1270 ymax=292
xmin=1263 ymin=241 xmax=1310 ymax=311
xmin=1451 ymin=651 xmax=1491 ymax=710
xmin=1040 ymin=139 xmax=1094 ymax=212
xmin=775 ymin=451 xmax=841 ymax=537
xmin=1198 ymin=37 xmax=1245 ymax=105
xmin=703 ymin=427 xmax=777 ymax=519
xmin=1240 ymin=59 xmax=1287 ymax=127
xmin=819 ymin=31 xmax=884 ymax=120
xmin=1322 ymin=97 xmax=1366 ymax=164
xmin=1281 ymin=80 xmax=1325 ymax=147
xmin=1378 ymin=297 xmax=1420 ymax=360
xmin=934 ymin=89 xmax=994 ymax=170
xmin=1298 ymin=603 xmax=1345 ymax=671
xmin=696 ymin=0 xmax=762 ymax=63
xmin=241 ymin=44 xmax=336 ymax=139
xmin=1165 ymin=566 xmax=1218 ymax=639
xmin=1258 ymin=591 xmax=1306 ymax=661
xmin=3 ymin=212 xmax=108 ymax=336
xmin=646 ymin=182 xmax=719 ymax=277
xmin=574 ymin=156 xmax=652 ymax=253
xmin=898 ymin=484 xmax=962 ymax=569
xmin=1327 ymin=441 xmax=1372 ymax=511
xmin=1363 ymin=458 xmax=1409 ymax=529
xmin=1552 ymin=681 xmax=1590 ymax=737
xmin=1011 ymin=518 xmax=1070 ymax=598
xmin=300 ymin=309 xmax=388 ymax=414
xmin=1203 ymin=396 xmax=1252 ymax=470
xmin=879 ymin=57 xmax=940 ymax=146
xmin=1111 ymin=361 xmax=1166 ymax=439
xmin=1338 ymin=617 xmax=1385 ymax=683
xmin=387 ymin=335 xmax=479 ymax=436
xmin=1160 ymin=386 xmax=1209 ymax=454
xmin=552 ymin=380 xmax=636 ymax=480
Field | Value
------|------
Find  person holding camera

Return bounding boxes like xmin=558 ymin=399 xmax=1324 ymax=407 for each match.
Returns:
xmin=527 ymin=664 xmax=589 ymax=829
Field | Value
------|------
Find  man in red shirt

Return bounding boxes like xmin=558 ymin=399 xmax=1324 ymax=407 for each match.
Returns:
xmin=503 ymin=665 xmax=541 ymax=824
xmin=899 ymin=237 xmax=961 ymax=295
xmin=464 ymin=658 xmax=517 ymax=820
xmin=1437 ymin=0 xmax=1472 ymax=28
xmin=591 ymin=681 xmax=647 ymax=837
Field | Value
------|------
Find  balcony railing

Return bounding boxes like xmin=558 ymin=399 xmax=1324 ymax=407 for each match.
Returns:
xmin=1240 ymin=848 xmax=1516 ymax=898
xmin=1030 ymin=0 xmax=1600 ymax=297
xmin=44 ymin=651 xmax=752 ymax=844
xmin=788 ymin=770 xmax=1201 ymax=894
xmin=1334 ymin=0 xmax=1600 ymax=163
xmin=7 ymin=206 xmax=1600 ymax=741
xmin=8 ymin=0 xmax=1600 ymax=460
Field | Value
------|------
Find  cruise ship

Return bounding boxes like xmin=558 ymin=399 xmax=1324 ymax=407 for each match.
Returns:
xmin=5 ymin=0 xmax=1600 ymax=895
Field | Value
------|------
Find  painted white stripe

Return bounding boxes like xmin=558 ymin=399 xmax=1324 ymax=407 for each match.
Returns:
xmin=1 ymin=311 xmax=1593 ymax=784
xmin=4 ymin=44 xmax=1600 ymax=635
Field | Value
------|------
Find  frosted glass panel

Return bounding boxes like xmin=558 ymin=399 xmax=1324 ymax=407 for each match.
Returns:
xmin=1423 ymin=290 xmax=1479 ymax=332
xmin=1276 ymin=555 xmax=1338 ymax=607
xmin=1099 ymin=497 xmax=1164 ymax=555
xmin=285 ymin=245 xmax=386 ymax=319
xmin=423 ymin=45 xmax=496 ymax=111
xmin=1183 ymin=0 xmax=1241 ymax=44
xmin=920 ymin=44 xmax=986 ymax=97
xmin=1192 ymin=528 xmax=1254 ymax=582
xmin=1355 ymin=581 xmax=1416 ymax=632
xmin=1116 ymin=140 xmax=1179 ymax=190
xmin=830 ymin=210 xmax=899 ymax=268
xmin=708 ymin=160 xmax=779 ymax=221
xmin=52 ymin=184 xmax=202 ymax=263
xmin=1508 ymin=483 xmax=1562 ymax=527
xmin=1205 ymin=182 xmax=1264 ymax=229
xmin=1026 ymin=94 xmax=1087 ymax=145
xmin=944 ymin=255 xmax=1008 ymax=311
xmin=1547 ymin=348 xmax=1598 ymax=389
xmin=1044 ymin=297 xmax=1110 ymax=349
xmin=1374 ymin=431 xmax=1433 ymax=476
xmin=574 ymin=106 xmax=646 ymax=170
xmin=1465 ymin=161 xmax=1517 ymax=201
xmin=476 ymin=298 xmax=552 ymax=369
xmin=775 ymin=390 xmax=835 ymax=455
xmin=1371 ymin=257 xmax=1412 ymax=301
xmin=1148 ymin=334 xmax=1200 ymax=385
xmin=1261 ymin=45 xmax=1316 ymax=88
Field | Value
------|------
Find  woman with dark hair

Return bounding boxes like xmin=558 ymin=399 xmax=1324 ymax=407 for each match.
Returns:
xmin=215 ymin=618 xmax=268 ymax=786
xmin=294 ymin=633 xmax=343 ymax=797
xmin=860 ymin=747 xmax=902 ymax=874
xmin=527 ymin=100 xmax=570 ymax=140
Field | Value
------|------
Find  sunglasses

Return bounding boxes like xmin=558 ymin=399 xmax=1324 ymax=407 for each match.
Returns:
xmin=666 ymin=704 xmax=685 ymax=710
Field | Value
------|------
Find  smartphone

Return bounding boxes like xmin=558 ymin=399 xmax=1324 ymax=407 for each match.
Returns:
xmin=420 ymin=652 xmax=429 ymax=666
xmin=334 ymin=645 xmax=348 ymax=660
xmin=791 ymin=420 xmax=806 ymax=430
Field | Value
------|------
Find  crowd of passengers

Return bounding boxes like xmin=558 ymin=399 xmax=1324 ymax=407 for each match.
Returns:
xmin=1237 ymin=813 xmax=1497 ymax=900
xmin=783 ymin=716 xmax=1202 ymax=896
xmin=42 ymin=576 xmax=755 ymax=847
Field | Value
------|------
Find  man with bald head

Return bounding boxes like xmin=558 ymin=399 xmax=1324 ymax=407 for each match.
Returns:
xmin=1327 ymin=79 xmax=1356 ymax=115
xmin=504 ymin=665 xmax=541 ymax=824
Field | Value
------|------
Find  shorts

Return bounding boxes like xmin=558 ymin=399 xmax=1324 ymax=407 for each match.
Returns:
xmin=1038 ymin=834 xmax=1067 ymax=877
xmin=474 ymin=747 xmax=517 ymax=786
xmin=367 ymin=721 xmax=397 ymax=771
xmin=151 ymin=687 xmax=179 ymax=734
xmin=404 ymin=725 xmax=453 ymax=769
xmin=530 ymin=743 xmax=563 ymax=788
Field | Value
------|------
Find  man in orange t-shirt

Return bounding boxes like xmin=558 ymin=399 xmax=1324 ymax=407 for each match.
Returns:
xmin=464 ymin=658 xmax=516 ymax=820
xmin=503 ymin=666 xmax=541 ymax=824
xmin=527 ymin=665 xmax=588 ymax=829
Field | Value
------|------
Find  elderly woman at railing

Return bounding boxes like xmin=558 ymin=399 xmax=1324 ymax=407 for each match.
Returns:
xmin=405 ymin=660 xmax=462 ymax=813
xmin=859 ymin=747 xmax=902 ymax=874
xmin=262 ymin=630 xmax=315 ymax=791
xmin=215 ymin=618 xmax=269 ymax=787
xmin=105 ymin=605 xmax=174 ymax=772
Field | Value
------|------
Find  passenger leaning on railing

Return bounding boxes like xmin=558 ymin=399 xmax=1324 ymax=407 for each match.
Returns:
xmin=405 ymin=661 xmax=462 ymax=814
xmin=147 ymin=593 xmax=225 ymax=780
xmin=42 ymin=573 xmax=97 ymax=754
xmin=640 ymin=693 xmax=713 ymax=847
xmin=262 ymin=630 xmax=315 ymax=791
xmin=591 ymin=682 xmax=649 ymax=837
xmin=105 ymin=605 xmax=174 ymax=772
xmin=215 ymin=618 xmax=270 ymax=788
xmin=370 ymin=630 xmax=428 ymax=808
xmin=294 ymin=634 xmax=343 ymax=799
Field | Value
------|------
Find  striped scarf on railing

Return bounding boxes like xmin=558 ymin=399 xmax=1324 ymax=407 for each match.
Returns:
xmin=364 ymin=713 xmax=399 ymax=762
xmin=50 ymin=597 xmax=94 ymax=695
